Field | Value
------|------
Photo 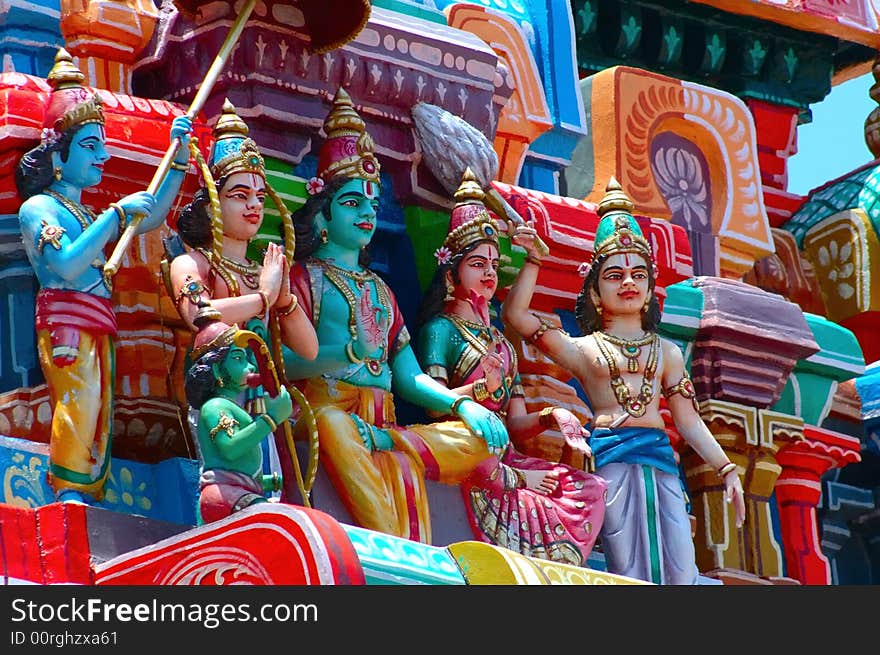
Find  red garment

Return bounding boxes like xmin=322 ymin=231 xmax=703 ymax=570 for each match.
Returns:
xmin=35 ymin=288 xmax=117 ymax=365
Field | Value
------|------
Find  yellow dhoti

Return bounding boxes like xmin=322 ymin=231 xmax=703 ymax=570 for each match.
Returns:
xmin=37 ymin=329 xmax=114 ymax=500
xmin=298 ymin=377 xmax=490 ymax=543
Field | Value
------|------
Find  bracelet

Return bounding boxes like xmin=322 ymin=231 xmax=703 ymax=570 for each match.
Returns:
xmin=538 ymin=406 xmax=557 ymax=429
xmin=108 ymin=202 xmax=127 ymax=235
xmin=525 ymin=255 xmax=543 ymax=267
xmin=717 ymin=461 xmax=737 ymax=478
xmin=525 ymin=320 xmax=551 ymax=345
xmin=472 ymin=378 xmax=491 ymax=402
xmin=256 ymin=291 xmax=269 ymax=319
xmin=259 ymin=413 xmax=278 ymax=432
xmin=275 ymin=295 xmax=298 ymax=317
xmin=450 ymin=396 xmax=469 ymax=416
xmin=170 ymin=161 xmax=189 ymax=172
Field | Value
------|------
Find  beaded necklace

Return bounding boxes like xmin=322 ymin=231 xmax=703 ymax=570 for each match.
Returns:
xmin=321 ymin=261 xmax=390 ymax=376
xmin=597 ymin=331 xmax=655 ymax=373
xmin=44 ymin=189 xmax=97 ymax=231
xmin=195 ymin=246 xmax=260 ymax=296
xmin=594 ymin=330 xmax=659 ymax=417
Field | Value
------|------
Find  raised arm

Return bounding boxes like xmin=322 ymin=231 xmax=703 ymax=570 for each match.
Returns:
xmin=136 ymin=115 xmax=194 ymax=234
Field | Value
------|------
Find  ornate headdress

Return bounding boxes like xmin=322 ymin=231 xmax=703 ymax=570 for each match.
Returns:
xmin=190 ymin=100 xmax=295 ymax=268
xmin=190 ymin=303 xmax=238 ymax=362
xmin=309 ymin=87 xmax=380 ymax=194
xmin=41 ymin=48 xmax=104 ymax=145
xmin=435 ymin=168 xmax=499 ymax=264
xmin=591 ymin=177 xmax=653 ymax=263
xmin=209 ymin=100 xmax=266 ymax=181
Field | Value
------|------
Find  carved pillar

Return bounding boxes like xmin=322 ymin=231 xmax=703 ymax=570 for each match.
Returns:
xmin=775 ymin=425 xmax=861 ymax=585
xmin=687 ymin=401 xmax=802 ymax=579
xmin=60 ymin=0 xmax=159 ymax=93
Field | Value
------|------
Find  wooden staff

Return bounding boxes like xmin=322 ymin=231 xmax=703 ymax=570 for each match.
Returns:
xmin=103 ymin=0 xmax=258 ymax=287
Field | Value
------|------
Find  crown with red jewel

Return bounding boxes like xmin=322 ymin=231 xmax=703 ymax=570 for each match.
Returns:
xmin=591 ymin=177 xmax=653 ymax=263
xmin=190 ymin=303 xmax=238 ymax=362
xmin=42 ymin=48 xmax=104 ymax=143
xmin=436 ymin=167 xmax=499 ymax=263
xmin=310 ymin=87 xmax=380 ymax=194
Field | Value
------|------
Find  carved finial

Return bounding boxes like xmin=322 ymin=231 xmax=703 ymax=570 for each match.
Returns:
xmin=453 ymin=167 xmax=486 ymax=205
xmin=47 ymin=48 xmax=85 ymax=91
xmin=213 ymin=99 xmax=250 ymax=142
xmin=597 ymin=177 xmax=635 ymax=218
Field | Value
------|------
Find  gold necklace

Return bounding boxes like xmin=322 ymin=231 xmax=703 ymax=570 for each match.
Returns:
xmin=321 ymin=261 xmax=390 ymax=376
xmin=196 ymin=247 xmax=261 ymax=296
xmin=594 ymin=331 xmax=658 ymax=417
xmin=598 ymin=331 xmax=655 ymax=373
xmin=44 ymin=189 xmax=97 ymax=231
xmin=219 ymin=254 xmax=260 ymax=290
xmin=445 ymin=313 xmax=514 ymax=404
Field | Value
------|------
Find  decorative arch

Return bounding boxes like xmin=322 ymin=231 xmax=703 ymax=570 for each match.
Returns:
xmin=445 ymin=3 xmax=552 ymax=184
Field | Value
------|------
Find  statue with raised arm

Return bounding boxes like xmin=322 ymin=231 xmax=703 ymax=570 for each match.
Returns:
xmin=501 ymin=178 xmax=746 ymax=584
xmin=415 ymin=169 xmax=607 ymax=566
xmin=185 ymin=302 xmax=293 ymax=523
xmin=284 ymin=88 xmax=508 ymax=543
xmin=15 ymin=48 xmax=193 ymax=505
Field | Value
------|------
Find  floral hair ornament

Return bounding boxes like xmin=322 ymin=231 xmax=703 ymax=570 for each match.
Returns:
xmin=306 ymin=176 xmax=325 ymax=196
xmin=40 ymin=128 xmax=60 ymax=147
xmin=434 ymin=246 xmax=452 ymax=265
xmin=577 ymin=261 xmax=592 ymax=278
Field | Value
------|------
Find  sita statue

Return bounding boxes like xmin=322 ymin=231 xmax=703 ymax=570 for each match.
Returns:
xmin=502 ymin=178 xmax=746 ymax=584
xmin=284 ymin=87 xmax=508 ymax=543
xmin=167 ymin=99 xmax=318 ymax=504
xmin=184 ymin=301 xmax=293 ymax=523
xmin=415 ymin=168 xmax=607 ymax=566
xmin=15 ymin=48 xmax=192 ymax=505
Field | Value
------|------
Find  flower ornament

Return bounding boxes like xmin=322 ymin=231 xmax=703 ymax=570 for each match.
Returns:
xmin=40 ymin=127 xmax=60 ymax=147
xmin=434 ymin=246 xmax=452 ymax=265
xmin=577 ymin=261 xmax=592 ymax=278
xmin=306 ymin=176 xmax=325 ymax=196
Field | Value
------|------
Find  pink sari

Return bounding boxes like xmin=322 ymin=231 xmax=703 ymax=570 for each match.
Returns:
xmin=440 ymin=318 xmax=606 ymax=567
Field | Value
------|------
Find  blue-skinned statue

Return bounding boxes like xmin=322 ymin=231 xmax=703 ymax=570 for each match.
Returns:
xmin=14 ymin=48 xmax=192 ymax=505
xmin=284 ymin=88 xmax=508 ymax=542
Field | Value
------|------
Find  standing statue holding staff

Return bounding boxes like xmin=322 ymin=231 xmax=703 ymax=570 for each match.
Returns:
xmin=15 ymin=49 xmax=193 ymax=505
xmin=502 ymin=179 xmax=746 ymax=584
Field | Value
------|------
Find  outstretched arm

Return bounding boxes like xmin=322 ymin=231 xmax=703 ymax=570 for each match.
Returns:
xmin=500 ymin=224 xmax=585 ymax=376
xmin=391 ymin=344 xmax=508 ymax=453
xmin=663 ymin=341 xmax=745 ymax=526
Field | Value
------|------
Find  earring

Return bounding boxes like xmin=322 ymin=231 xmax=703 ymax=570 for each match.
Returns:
xmin=54 ymin=166 xmax=62 ymax=182
xmin=642 ymin=297 xmax=651 ymax=313
xmin=596 ymin=305 xmax=603 ymax=315
xmin=444 ymin=283 xmax=455 ymax=302
xmin=217 ymin=377 xmax=224 ymax=388
xmin=319 ymin=228 xmax=328 ymax=245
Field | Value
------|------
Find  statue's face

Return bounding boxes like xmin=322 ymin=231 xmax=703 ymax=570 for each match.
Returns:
xmin=220 ymin=345 xmax=255 ymax=388
xmin=60 ymin=122 xmax=109 ymax=189
xmin=325 ymin=178 xmax=380 ymax=251
xmin=595 ymin=252 xmax=651 ymax=316
xmin=454 ymin=242 xmax=499 ymax=302
xmin=220 ymin=172 xmax=266 ymax=243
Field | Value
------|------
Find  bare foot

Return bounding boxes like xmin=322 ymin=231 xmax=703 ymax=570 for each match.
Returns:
xmin=520 ymin=469 xmax=559 ymax=495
